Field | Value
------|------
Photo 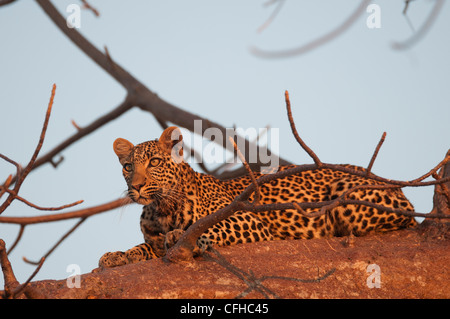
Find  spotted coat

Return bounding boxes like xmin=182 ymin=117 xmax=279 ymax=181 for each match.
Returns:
xmin=98 ymin=127 xmax=417 ymax=268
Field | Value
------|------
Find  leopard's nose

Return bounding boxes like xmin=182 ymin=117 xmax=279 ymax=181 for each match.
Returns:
xmin=131 ymin=183 xmax=145 ymax=191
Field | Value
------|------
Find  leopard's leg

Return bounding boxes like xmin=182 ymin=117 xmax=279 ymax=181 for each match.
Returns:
xmin=98 ymin=242 xmax=159 ymax=268
xmin=163 ymin=212 xmax=273 ymax=255
xmin=163 ymin=228 xmax=228 ymax=255
xmin=164 ymin=229 xmax=185 ymax=251
xmin=196 ymin=211 xmax=274 ymax=252
xmin=163 ymin=229 xmax=204 ymax=256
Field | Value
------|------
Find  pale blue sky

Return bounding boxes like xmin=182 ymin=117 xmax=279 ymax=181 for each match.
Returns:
xmin=1 ymin=1 xmax=449 ymax=286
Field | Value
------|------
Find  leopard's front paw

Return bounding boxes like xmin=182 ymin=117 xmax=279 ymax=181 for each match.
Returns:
xmin=164 ymin=229 xmax=185 ymax=251
xmin=98 ymin=251 xmax=128 ymax=268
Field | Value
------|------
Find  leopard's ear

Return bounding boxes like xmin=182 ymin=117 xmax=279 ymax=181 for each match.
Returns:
xmin=113 ymin=138 xmax=134 ymax=163
xmin=157 ymin=126 xmax=183 ymax=163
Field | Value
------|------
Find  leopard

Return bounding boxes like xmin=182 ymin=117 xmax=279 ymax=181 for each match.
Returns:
xmin=98 ymin=126 xmax=417 ymax=268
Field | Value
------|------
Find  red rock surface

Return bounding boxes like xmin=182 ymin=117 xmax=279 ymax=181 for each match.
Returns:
xmin=22 ymin=226 xmax=450 ymax=299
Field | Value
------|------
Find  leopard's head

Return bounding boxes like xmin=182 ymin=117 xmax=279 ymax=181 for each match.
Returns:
xmin=113 ymin=126 xmax=185 ymax=208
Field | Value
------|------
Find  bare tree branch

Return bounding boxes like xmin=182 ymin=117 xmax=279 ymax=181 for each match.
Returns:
xmin=0 ymin=187 xmax=83 ymax=211
xmin=229 ymin=136 xmax=261 ymax=205
xmin=80 ymin=0 xmax=100 ymax=17
xmin=23 ymin=218 xmax=86 ymax=265
xmin=0 ymin=239 xmax=46 ymax=299
xmin=0 ymin=175 xmax=12 ymax=199
xmin=403 ymin=0 xmax=414 ymax=15
xmin=27 ymin=94 xmax=136 ymax=177
xmin=5 ymin=225 xmax=24 ymax=255
xmin=0 ymin=0 xmax=17 ymax=7
xmin=0 ymin=197 xmax=129 ymax=266
xmin=0 ymin=84 xmax=59 ymax=214
xmin=257 ymin=0 xmax=286 ymax=33
xmin=204 ymin=247 xmax=336 ymax=299
xmin=392 ymin=0 xmax=444 ymax=50
xmin=0 ymin=197 xmax=130 ymax=225
xmin=410 ymin=152 xmax=450 ymax=183
xmin=251 ymin=0 xmax=371 ymax=58
xmin=0 ymin=155 xmax=21 ymax=176
xmin=285 ymin=90 xmax=322 ymax=166
xmin=366 ymin=131 xmax=386 ymax=177
xmin=34 ymin=0 xmax=291 ymax=179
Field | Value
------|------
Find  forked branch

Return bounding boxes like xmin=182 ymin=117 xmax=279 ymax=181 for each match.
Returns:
xmin=0 ymin=239 xmax=46 ymax=299
xmin=0 ymin=85 xmax=129 ymax=273
xmin=0 ymin=84 xmax=85 ymax=215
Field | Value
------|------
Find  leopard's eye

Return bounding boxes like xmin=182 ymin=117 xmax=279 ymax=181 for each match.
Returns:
xmin=123 ymin=163 xmax=133 ymax=172
xmin=149 ymin=158 xmax=161 ymax=167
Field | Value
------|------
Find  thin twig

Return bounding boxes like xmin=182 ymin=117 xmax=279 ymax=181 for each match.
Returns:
xmin=21 ymin=84 xmax=56 ymax=181
xmin=0 ymin=154 xmax=21 ymax=177
xmin=6 ymin=225 xmax=24 ymax=255
xmin=392 ymin=0 xmax=444 ymax=51
xmin=0 ymin=175 xmax=12 ymax=199
xmin=257 ymin=0 xmax=286 ymax=33
xmin=80 ymin=0 xmax=100 ymax=17
xmin=410 ymin=153 xmax=450 ymax=183
xmin=205 ymin=248 xmax=280 ymax=299
xmin=292 ymin=202 xmax=308 ymax=216
xmin=241 ymin=196 xmax=444 ymax=220
xmin=403 ymin=0 xmax=414 ymax=15
xmin=71 ymin=119 xmax=82 ymax=131
xmin=13 ymin=257 xmax=45 ymax=299
xmin=5 ymin=95 xmax=135 ymax=187
xmin=229 ymin=136 xmax=261 ymax=204
xmin=0 ymin=187 xmax=83 ymax=211
xmin=251 ymin=0 xmax=371 ymax=58
xmin=50 ymin=155 xmax=64 ymax=168
xmin=285 ymin=90 xmax=322 ymax=166
xmin=366 ymin=132 xmax=386 ymax=177
xmin=0 ymin=197 xmax=130 ymax=225
xmin=18 ymin=95 xmax=134 ymax=182
xmin=210 ymin=127 xmax=270 ymax=176
xmin=0 ymin=84 xmax=56 ymax=214
xmin=325 ymin=239 xmax=337 ymax=252
xmin=206 ymin=247 xmax=335 ymax=299
xmin=23 ymin=218 xmax=87 ymax=265
xmin=104 ymin=45 xmax=120 ymax=77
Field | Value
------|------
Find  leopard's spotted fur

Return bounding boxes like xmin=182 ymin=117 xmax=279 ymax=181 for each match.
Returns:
xmin=99 ymin=127 xmax=417 ymax=267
